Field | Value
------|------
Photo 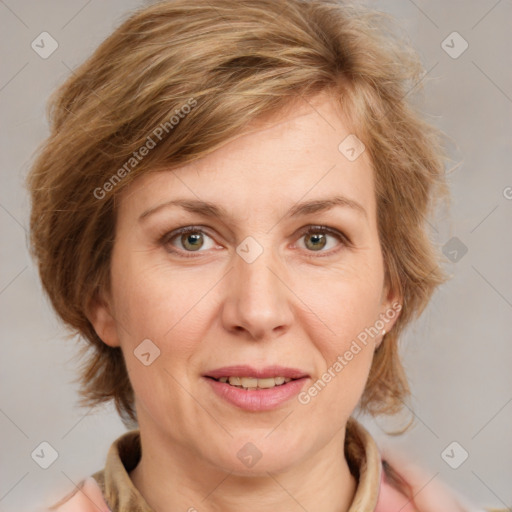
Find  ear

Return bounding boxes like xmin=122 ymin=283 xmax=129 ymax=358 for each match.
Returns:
xmin=376 ymin=281 xmax=402 ymax=349
xmin=86 ymin=289 xmax=121 ymax=348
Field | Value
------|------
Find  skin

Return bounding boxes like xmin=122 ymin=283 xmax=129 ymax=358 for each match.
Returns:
xmin=88 ymin=90 xmax=401 ymax=512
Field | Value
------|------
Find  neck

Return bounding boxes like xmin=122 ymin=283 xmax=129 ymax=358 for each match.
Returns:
xmin=129 ymin=421 xmax=358 ymax=512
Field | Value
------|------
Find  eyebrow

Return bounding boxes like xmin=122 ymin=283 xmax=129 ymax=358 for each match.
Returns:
xmin=138 ymin=195 xmax=367 ymax=222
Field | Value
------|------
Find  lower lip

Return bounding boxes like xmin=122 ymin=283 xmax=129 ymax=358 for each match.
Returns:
xmin=204 ymin=377 xmax=309 ymax=411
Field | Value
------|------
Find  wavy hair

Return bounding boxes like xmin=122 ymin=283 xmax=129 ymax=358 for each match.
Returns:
xmin=27 ymin=0 xmax=449 ymax=435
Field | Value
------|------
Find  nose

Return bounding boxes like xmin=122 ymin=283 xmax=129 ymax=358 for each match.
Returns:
xmin=221 ymin=245 xmax=294 ymax=341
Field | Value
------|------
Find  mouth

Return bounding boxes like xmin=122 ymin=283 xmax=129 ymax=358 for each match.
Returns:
xmin=205 ymin=375 xmax=297 ymax=389
xmin=203 ymin=365 xmax=310 ymax=411
xmin=204 ymin=365 xmax=309 ymax=391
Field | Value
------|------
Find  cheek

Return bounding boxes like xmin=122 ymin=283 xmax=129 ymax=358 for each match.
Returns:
xmin=110 ymin=255 xmax=210 ymax=426
xmin=292 ymin=258 xmax=384 ymax=412
xmin=295 ymin=256 xmax=385 ymax=345
xmin=109 ymin=250 xmax=213 ymax=407
xmin=111 ymin=250 xmax=206 ymax=341
xmin=297 ymin=283 xmax=378 ymax=422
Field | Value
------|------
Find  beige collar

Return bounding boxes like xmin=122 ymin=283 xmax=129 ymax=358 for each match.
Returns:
xmin=92 ymin=417 xmax=382 ymax=511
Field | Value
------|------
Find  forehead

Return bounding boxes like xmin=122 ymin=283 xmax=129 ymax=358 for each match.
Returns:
xmin=118 ymin=92 xmax=376 ymax=223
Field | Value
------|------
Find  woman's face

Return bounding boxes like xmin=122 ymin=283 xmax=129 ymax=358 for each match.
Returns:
xmin=90 ymin=91 xmax=400 ymax=474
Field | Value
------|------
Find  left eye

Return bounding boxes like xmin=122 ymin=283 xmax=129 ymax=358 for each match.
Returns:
xmin=297 ymin=226 xmax=346 ymax=253
xmin=161 ymin=225 xmax=347 ymax=256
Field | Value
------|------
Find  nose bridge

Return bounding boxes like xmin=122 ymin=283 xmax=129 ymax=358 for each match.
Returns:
xmin=223 ymin=237 xmax=293 ymax=338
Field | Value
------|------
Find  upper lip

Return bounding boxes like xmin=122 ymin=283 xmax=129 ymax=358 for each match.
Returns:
xmin=204 ymin=365 xmax=309 ymax=380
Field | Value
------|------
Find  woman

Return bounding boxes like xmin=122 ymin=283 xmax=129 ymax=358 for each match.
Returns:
xmin=27 ymin=0 xmax=497 ymax=510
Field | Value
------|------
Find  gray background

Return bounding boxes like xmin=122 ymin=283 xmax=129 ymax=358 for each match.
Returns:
xmin=1 ymin=0 xmax=511 ymax=510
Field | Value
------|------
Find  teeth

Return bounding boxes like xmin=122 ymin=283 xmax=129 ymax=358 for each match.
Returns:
xmin=240 ymin=377 xmax=258 ymax=388
xmin=217 ymin=376 xmax=293 ymax=388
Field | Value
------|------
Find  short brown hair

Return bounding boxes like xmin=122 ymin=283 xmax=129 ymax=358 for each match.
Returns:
xmin=27 ymin=0 xmax=449 ymax=428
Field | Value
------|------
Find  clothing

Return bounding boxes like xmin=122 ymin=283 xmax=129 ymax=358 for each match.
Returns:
xmin=45 ymin=418 xmax=494 ymax=512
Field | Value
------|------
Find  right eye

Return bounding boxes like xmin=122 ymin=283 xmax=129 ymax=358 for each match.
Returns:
xmin=160 ymin=226 xmax=218 ymax=257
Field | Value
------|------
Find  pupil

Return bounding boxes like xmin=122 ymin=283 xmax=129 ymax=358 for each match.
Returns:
xmin=306 ymin=233 xmax=326 ymax=250
xmin=183 ymin=232 xmax=203 ymax=251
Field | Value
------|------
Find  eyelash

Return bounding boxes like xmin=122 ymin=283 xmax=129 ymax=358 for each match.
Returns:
xmin=158 ymin=225 xmax=351 ymax=259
